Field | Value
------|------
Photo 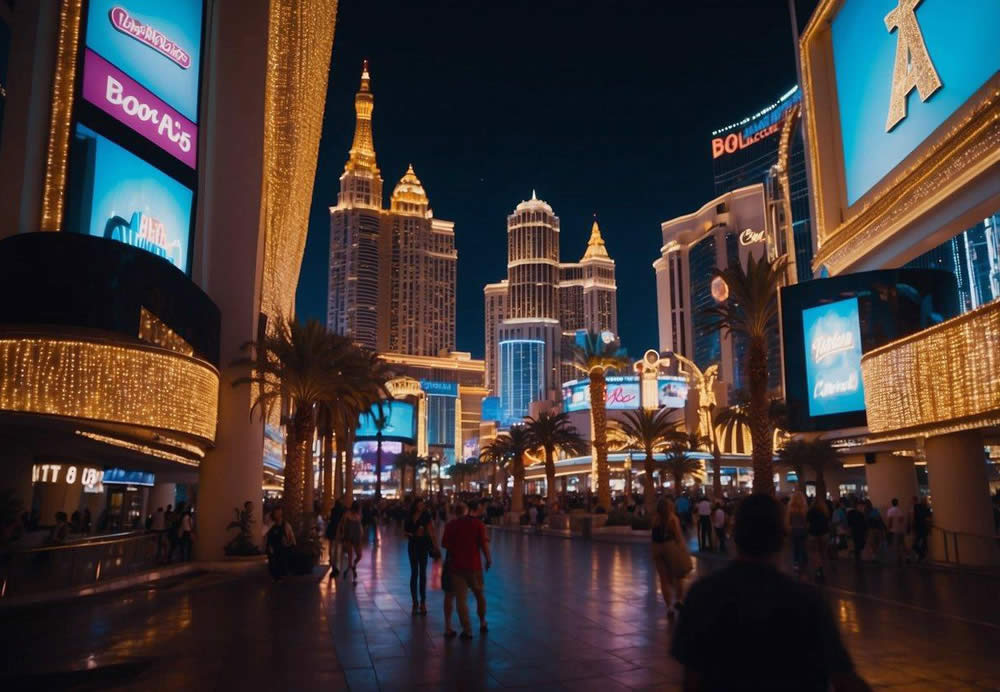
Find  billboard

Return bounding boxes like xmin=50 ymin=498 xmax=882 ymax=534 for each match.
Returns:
xmin=831 ymin=0 xmax=1000 ymax=205
xmin=802 ymin=298 xmax=866 ymax=417
xmin=420 ymin=380 xmax=458 ymax=397
xmin=69 ymin=124 xmax=194 ymax=272
xmin=356 ymin=400 xmax=416 ymax=442
xmin=563 ymin=375 xmax=689 ymax=412
xmin=84 ymin=1 xmax=203 ymax=122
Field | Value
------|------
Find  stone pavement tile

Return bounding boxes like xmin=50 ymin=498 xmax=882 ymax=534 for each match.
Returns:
xmin=489 ymin=664 xmax=561 ymax=687
xmin=608 ymin=665 xmax=670 ymax=688
xmin=343 ymin=666 xmax=380 ymax=691
xmin=555 ymin=675 xmax=634 ymax=691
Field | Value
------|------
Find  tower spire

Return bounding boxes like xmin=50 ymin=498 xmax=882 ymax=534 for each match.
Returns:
xmin=338 ymin=59 xmax=383 ymax=209
xmin=583 ymin=216 xmax=609 ymax=259
xmin=344 ymin=60 xmax=379 ymax=176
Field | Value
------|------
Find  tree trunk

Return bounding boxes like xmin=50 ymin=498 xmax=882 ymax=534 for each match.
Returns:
xmin=511 ymin=454 xmax=525 ymax=513
xmin=375 ymin=434 xmax=384 ymax=501
xmin=284 ymin=408 xmax=314 ymax=534
xmin=747 ymin=336 xmax=774 ymax=495
xmin=322 ymin=431 xmax=334 ymax=515
xmin=814 ymin=466 xmax=827 ymax=503
xmin=344 ymin=429 xmax=356 ymax=502
xmin=712 ymin=449 xmax=723 ymax=500
xmin=544 ymin=445 xmax=557 ymax=510
xmin=643 ymin=451 xmax=657 ymax=515
xmin=589 ymin=371 xmax=611 ymax=510
xmin=492 ymin=463 xmax=499 ymax=498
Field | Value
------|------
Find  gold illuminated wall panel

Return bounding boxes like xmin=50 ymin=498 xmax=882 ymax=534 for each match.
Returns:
xmin=861 ymin=301 xmax=1000 ymax=441
xmin=0 ymin=337 xmax=219 ymax=442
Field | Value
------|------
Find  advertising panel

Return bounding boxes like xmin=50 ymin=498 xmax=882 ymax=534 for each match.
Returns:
xmin=420 ymin=380 xmax=458 ymax=397
xmin=802 ymin=298 xmax=866 ymax=417
xmin=831 ymin=0 xmax=1000 ymax=204
xmin=657 ymin=376 xmax=689 ymax=410
xmin=711 ymin=87 xmax=800 ymax=159
xmin=356 ymin=400 xmax=416 ymax=441
xmin=562 ymin=376 xmax=640 ymax=412
xmin=84 ymin=1 xmax=203 ymax=122
xmin=69 ymin=124 xmax=194 ymax=272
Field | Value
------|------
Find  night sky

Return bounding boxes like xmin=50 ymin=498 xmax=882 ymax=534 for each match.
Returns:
xmin=296 ymin=0 xmax=818 ymax=359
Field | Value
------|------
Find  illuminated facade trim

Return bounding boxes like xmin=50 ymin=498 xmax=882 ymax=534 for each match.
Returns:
xmin=0 ymin=335 xmax=219 ymax=443
xmin=801 ymin=0 xmax=1000 ymax=275
xmin=861 ymin=300 xmax=1000 ymax=441
xmin=40 ymin=0 xmax=84 ymax=231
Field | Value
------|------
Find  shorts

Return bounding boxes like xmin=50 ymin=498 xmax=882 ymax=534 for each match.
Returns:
xmin=450 ymin=568 xmax=484 ymax=594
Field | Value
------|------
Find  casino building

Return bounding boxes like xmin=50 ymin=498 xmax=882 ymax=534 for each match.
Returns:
xmin=793 ymin=0 xmax=1000 ymax=564
xmin=0 ymin=0 xmax=337 ymax=558
xmin=652 ymin=185 xmax=777 ymax=394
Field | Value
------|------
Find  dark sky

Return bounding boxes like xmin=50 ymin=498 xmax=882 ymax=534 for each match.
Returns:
xmin=296 ymin=0 xmax=817 ymax=359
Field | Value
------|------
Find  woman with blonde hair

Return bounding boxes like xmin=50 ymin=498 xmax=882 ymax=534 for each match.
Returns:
xmin=651 ymin=497 xmax=692 ymax=618
xmin=787 ymin=491 xmax=809 ymax=576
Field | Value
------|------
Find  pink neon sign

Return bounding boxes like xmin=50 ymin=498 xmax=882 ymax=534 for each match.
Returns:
xmin=109 ymin=6 xmax=192 ymax=70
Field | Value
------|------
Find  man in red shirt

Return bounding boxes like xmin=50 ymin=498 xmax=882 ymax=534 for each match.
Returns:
xmin=442 ymin=500 xmax=492 ymax=639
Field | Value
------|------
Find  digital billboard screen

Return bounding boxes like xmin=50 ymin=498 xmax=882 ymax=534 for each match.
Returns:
xmin=67 ymin=124 xmax=194 ymax=273
xmin=831 ymin=0 xmax=1000 ymax=205
xmin=657 ymin=377 xmax=689 ymax=410
xmin=356 ymin=400 xmax=416 ymax=442
xmin=802 ymin=298 xmax=866 ymax=417
xmin=82 ymin=1 xmax=203 ymax=166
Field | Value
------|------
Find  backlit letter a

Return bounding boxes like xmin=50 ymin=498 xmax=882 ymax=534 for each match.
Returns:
xmin=884 ymin=0 xmax=942 ymax=132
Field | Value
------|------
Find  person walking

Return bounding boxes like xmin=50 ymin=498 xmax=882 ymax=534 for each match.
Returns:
xmin=712 ymin=502 xmax=727 ymax=554
xmin=806 ymin=498 xmax=831 ymax=581
xmin=911 ymin=496 xmax=931 ymax=562
xmin=671 ymin=494 xmax=871 ymax=692
xmin=696 ymin=496 xmax=712 ymax=551
xmin=404 ymin=498 xmax=435 ymax=614
xmin=650 ymin=497 xmax=691 ymax=619
xmin=787 ymin=491 xmax=809 ymax=576
xmin=846 ymin=500 xmax=868 ymax=564
xmin=441 ymin=500 xmax=491 ymax=639
xmin=325 ymin=499 xmax=346 ymax=579
xmin=339 ymin=501 xmax=364 ymax=584
xmin=675 ymin=493 xmax=691 ymax=535
xmin=265 ymin=507 xmax=295 ymax=581
xmin=864 ymin=499 xmax=885 ymax=561
xmin=441 ymin=508 xmax=459 ymax=639
xmin=886 ymin=498 xmax=907 ymax=566
xmin=177 ymin=509 xmax=194 ymax=562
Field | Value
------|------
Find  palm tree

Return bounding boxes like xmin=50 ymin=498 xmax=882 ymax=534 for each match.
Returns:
xmin=484 ymin=426 xmax=532 ymax=513
xmin=395 ymin=450 xmax=421 ymax=497
xmin=662 ymin=440 xmax=704 ymax=493
xmin=524 ymin=411 xmax=588 ymax=509
xmin=777 ymin=438 xmax=840 ymax=501
xmin=570 ymin=332 xmax=630 ymax=511
xmin=479 ymin=443 xmax=507 ymax=498
xmin=235 ymin=318 xmax=337 ymax=533
xmin=703 ymin=255 xmax=786 ymax=494
xmin=615 ymin=408 xmax=677 ymax=515
xmin=714 ymin=397 xmax=788 ymax=496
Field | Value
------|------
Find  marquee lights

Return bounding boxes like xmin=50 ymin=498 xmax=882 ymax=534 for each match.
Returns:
xmin=0 ymin=336 xmax=218 ymax=442
xmin=861 ymin=301 xmax=1000 ymax=440
xmin=75 ymin=430 xmax=201 ymax=466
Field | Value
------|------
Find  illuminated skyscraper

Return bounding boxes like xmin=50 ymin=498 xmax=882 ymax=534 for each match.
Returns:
xmin=327 ymin=63 xmax=456 ymax=355
xmin=484 ymin=195 xmax=618 ymax=419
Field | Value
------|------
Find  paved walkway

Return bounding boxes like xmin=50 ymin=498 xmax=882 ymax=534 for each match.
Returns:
xmin=3 ymin=523 xmax=1000 ymax=690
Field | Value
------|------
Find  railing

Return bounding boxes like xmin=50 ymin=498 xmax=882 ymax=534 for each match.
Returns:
xmin=931 ymin=526 xmax=1000 ymax=567
xmin=0 ymin=531 xmax=166 ymax=600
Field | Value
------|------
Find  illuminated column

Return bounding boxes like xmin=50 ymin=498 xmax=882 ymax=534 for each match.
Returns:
xmin=864 ymin=453 xmax=916 ymax=516
xmin=149 ymin=483 xmax=177 ymax=512
xmin=924 ymin=431 xmax=998 ymax=566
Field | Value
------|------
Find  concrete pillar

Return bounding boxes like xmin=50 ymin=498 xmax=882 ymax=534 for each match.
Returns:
xmin=193 ymin=0 xmax=269 ymax=560
xmin=865 ymin=452 xmax=917 ymax=517
xmin=148 ymin=483 xmax=177 ymax=513
xmin=925 ymin=430 xmax=998 ymax=566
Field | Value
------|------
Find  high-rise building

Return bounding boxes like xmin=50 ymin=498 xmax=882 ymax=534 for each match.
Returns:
xmin=710 ymin=86 xmax=813 ymax=284
xmin=483 ymin=194 xmax=619 ymax=420
xmin=653 ymin=185 xmax=776 ymax=393
xmin=327 ymin=63 xmax=457 ymax=355
xmin=907 ymin=214 xmax=1000 ymax=313
xmin=558 ymin=219 xmax=618 ymax=383
xmin=483 ymin=280 xmax=508 ymax=394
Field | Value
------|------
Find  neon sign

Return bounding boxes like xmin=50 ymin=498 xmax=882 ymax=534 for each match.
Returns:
xmin=739 ymin=228 xmax=766 ymax=246
xmin=109 ymin=6 xmax=192 ymax=69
